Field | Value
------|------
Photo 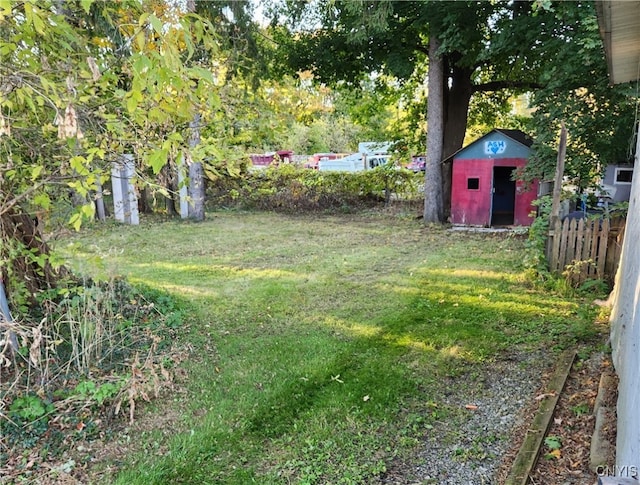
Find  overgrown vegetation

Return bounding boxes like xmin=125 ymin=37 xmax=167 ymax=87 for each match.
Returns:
xmin=525 ymin=195 xmax=626 ymax=296
xmin=524 ymin=196 xmax=553 ymax=279
xmin=0 ymin=278 xmax=185 ymax=482
xmin=206 ymin=164 xmax=423 ymax=212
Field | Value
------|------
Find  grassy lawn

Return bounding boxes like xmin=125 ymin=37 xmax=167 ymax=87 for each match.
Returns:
xmin=62 ymin=211 xmax=602 ymax=484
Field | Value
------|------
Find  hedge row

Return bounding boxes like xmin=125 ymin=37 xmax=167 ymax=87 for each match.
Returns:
xmin=206 ymin=164 xmax=424 ymax=213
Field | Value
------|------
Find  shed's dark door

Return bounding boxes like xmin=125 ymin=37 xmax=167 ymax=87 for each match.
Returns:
xmin=491 ymin=167 xmax=516 ymax=226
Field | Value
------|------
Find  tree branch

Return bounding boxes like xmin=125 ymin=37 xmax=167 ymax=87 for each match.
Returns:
xmin=473 ymin=80 xmax=542 ymax=92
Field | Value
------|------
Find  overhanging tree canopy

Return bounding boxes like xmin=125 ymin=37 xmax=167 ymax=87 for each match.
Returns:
xmin=0 ymin=0 xmax=220 ymax=307
xmin=268 ymin=0 xmax=637 ymax=221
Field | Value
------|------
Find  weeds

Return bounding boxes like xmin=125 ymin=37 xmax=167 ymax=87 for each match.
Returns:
xmin=206 ymin=164 xmax=423 ymax=213
xmin=0 ymin=278 xmax=182 ymax=483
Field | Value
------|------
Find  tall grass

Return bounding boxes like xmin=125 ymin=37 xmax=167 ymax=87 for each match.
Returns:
xmin=0 ymin=276 xmax=181 ymax=483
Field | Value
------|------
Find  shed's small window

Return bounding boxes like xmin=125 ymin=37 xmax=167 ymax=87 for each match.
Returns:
xmin=615 ymin=168 xmax=633 ymax=184
xmin=467 ymin=178 xmax=480 ymax=190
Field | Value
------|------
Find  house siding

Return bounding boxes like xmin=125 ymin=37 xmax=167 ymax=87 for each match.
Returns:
xmin=610 ymin=130 xmax=640 ymax=475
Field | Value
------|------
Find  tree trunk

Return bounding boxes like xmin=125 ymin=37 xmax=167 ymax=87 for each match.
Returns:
xmin=188 ymin=114 xmax=205 ymax=221
xmin=138 ymin=185 xmax=152 ymax=214
xmin=95 ymin=176 xmax=107 ymax=221
xmin=423 ymin=35 xmax=445 ymax=223
xmin=441 ymin=63 xmax=474 ymax=220
xmin=160 ymin=163 xmax=178 ymax=217
xmin=188 ymin=160 xmax=205 ymax=221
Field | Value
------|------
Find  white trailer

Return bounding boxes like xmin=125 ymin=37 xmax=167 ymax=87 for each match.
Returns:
xmin=318 ymin=142 xmax=392 ymax=172
xmin=318 ymin=153 xmax=364 ymax=172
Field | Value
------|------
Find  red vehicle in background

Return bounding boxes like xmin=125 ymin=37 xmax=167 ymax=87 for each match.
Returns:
xmin=250 ymin=150 xmax=294 ymax=167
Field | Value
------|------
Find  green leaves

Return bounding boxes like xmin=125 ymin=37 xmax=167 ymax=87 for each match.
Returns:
xmin=9 ymin=394 xmax=53 ymax=422
xmin=23 ymin=3 xmax=46 ymax=36
xmin=544 ymin=435 xmax=561 ymax=450
xmin=33 ymin=193 xmax=52 ymax=210
xmin=148 ymin=14 xmax=164 ymax=36
xmin=69 ymin=203 xmax=95 ymax=231
xmin=75 ymin=379 xmax=123 ymax=406
xmin=70 ymin=156 xmax=90 ymax=176
xmin=147 ymin=148 xmax=169 ymax=174
xmin=188 ymin=66 xmax=214 ymax=85
xmin=544 ymin=435 xmax=562 ymax=460
xmin=80 ymin=0 xmax=93 ymax=14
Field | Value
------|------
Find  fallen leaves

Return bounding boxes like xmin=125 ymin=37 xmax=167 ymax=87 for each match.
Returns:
xmin=534 ymin=392 xmax=557 ymax=401
xmin=530 ymin=353 xmax=616 ymax=484
xmin=545 ymin=448 xmax=562 ymax=460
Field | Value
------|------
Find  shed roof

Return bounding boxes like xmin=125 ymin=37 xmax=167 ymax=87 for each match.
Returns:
xmin=596 ymin=1 xmax=640 ymax=85
xmin=443 ymin=129 xmax=533 ymax=164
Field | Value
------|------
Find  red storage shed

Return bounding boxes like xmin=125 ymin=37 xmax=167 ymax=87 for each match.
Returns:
xmin=449 ymin=129 xmax=539 ymax=227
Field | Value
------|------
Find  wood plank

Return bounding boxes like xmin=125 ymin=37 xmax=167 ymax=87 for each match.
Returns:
xmin=549 ymin=218 xmax=563 ymax=272
xmin=589 ymin=220 xmax=601 ymax=278
xmin=504 ymin=350 xmax=576 ymax=485
xmin=610 ymin=223 xmax=627 ymax=281
xmin=605 ymin=226 xmax=618 ymax=280
xmin=549 ymin=122 xmax=567 ymax=229
xmin=573 ymin=218 xmax=585 ymax=285
xmin=558 ymin=218 xmax=570 ymax=273
xmin=566 ymin=218 xmax=577 ymax=270
xmin=581 ymin=219 xmax=594 ymax=280
xmin=574 ymin=218 xmax=584 ymax=264
xmin=597 ymin=219 xmax=609 ymax=279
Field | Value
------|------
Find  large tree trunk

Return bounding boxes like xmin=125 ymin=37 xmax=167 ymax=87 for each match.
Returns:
xmin=423 ymin=35 xmax=445 ymax=223
xmin=441 ymin=63 xmax=474 ymax=220
xmin=138 ymin=186 xmax=152 ymax=214
xmin=95 ymin=176 xmax=107 ymax=221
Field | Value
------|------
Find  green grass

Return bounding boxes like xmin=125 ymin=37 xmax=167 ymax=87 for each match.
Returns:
xmin=60 ymin=211 xmax=602 ymax=484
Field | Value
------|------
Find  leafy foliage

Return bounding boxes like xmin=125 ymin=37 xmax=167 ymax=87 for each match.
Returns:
xmin=525 ymin=3 xmax=638 ymax=187
xmin=206 ymin=164 xmax=422 ymax=212
xmin=0 ymin=0 xmax=221 ymax=307
xmin=268 ymin=0 xmax=637 ymax=221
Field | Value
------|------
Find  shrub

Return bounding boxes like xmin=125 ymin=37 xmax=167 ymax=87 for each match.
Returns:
xmin=206 ymin=164 xmax=422 ymax=213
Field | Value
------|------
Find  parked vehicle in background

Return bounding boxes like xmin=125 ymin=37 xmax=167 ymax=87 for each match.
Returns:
xmin=359 ymin=142 xmax=393 ymax=170
xmin=318 ymin=141 xmax=393 ymax=172
xmin=250 ymin=150 xmax=294 ymax=167
xmin=406 ymin=156 xmax=426 ymax=172
xmin=318 ymin=157 xmax=362 ymax=172
xmin=304 ymin=153 xmax=343 ymax=169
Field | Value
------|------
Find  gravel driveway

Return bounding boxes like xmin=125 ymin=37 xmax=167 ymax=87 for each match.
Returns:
xmin=379 ymin=351 xmax=551 ymax=484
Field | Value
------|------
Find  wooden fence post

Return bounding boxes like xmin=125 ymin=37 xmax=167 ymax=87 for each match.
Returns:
xmin=549 ymin=122 xmax=567 ymax=227
xmin=546 ymin=122 xmax=567 ymax=266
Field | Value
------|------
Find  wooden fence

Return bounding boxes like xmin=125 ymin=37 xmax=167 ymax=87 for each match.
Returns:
xmin=546 ymin=216 xmax=626 ymax=285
